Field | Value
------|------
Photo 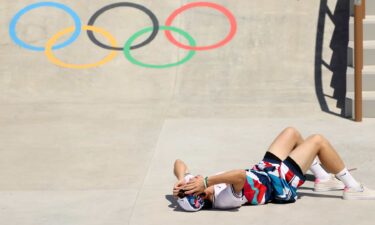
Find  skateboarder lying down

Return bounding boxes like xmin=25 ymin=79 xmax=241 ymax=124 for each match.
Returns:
xmin=172 ymin=127 xmax=375 ymax=211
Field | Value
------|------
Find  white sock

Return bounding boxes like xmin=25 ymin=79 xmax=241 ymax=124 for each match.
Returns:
xmin=310 ymin=158 xmax=331 ymax=180
xmin=336 ymin=168 xmax=361 ymax=190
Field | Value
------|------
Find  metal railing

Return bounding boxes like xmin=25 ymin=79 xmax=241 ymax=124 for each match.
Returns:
xmin=354 ymin=0 xmax=365 ymax=121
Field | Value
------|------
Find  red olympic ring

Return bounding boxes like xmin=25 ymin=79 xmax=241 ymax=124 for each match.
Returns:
xmin=165 ymin=2 xmax=237 ymax=51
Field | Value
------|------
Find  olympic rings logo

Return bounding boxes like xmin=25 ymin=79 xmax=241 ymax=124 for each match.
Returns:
xmin=9 ymin=2 xmax=237 ymax=69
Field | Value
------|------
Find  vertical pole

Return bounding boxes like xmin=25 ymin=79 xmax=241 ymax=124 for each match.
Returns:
xmin=354 ymin=0 xmax=363 ymax=122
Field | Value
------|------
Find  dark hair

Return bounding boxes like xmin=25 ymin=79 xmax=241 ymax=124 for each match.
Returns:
xmin=202 ymin=199 xmax=213 ymax=209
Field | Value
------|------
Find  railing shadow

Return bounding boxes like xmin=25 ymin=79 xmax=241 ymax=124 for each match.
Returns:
xmin=315 ymin=0 xmax=350 ymax=118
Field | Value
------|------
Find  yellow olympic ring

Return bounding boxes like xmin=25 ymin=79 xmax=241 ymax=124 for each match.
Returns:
xmin=45 ymin=25 xmax=118 ymax=69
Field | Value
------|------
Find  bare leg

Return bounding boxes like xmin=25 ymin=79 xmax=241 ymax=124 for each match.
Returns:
xmin=267 ymin=127 xmax=304 ymax=160
xmin=288 ymin=135 xmax=375 ymax=200
xmin=268 ymin=128 xmax=332 ymax=182
xmin=288 ymin=134 xmax=345 ymax=174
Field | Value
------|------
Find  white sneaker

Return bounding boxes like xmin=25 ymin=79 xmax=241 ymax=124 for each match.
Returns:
xmin=314 ymin=175 xmax=345 ymax=192
xmin=343 ymin=184 xmax=375 ymax=200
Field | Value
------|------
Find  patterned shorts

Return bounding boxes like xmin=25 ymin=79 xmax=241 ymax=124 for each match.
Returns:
xmin=253 ymin=152 xmax=306 ymax=203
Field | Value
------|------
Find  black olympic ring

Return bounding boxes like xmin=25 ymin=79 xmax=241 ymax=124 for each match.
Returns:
xmin=87 ymin=2 xmax=159 ymax=51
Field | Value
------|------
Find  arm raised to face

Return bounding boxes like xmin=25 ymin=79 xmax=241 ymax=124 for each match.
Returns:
xmin=183 ymin=169 xmax=246 ymax=195
xmin=173 ymin=159 xmax=190 ymax=198
xmin=174 ymin=159 xmax=189 ymax=180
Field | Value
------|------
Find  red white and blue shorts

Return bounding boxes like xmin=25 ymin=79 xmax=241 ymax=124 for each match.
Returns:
xmin=252 ymin=152 xmax=306 ymax=203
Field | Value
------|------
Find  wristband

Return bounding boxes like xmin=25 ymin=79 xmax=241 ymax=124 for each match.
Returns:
xmin=204 ymin=176 xmax=208 ymax=189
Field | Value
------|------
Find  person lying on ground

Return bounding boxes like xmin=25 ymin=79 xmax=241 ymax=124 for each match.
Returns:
xmin=172 ymin=127 xmax=375 ymax=211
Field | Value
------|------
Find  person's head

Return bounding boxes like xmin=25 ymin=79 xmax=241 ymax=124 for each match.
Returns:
xmin=176 ymin=175 xmax=213 ymax=212
xmin=176 ymin=191 xmax=205 ymax=211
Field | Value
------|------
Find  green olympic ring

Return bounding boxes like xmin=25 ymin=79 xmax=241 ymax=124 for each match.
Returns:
xmin=124 ymin=26 xmax=196 ymax=69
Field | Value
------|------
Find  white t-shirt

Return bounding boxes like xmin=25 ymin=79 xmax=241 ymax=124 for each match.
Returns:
xmin=213 ymin=183 xmax=247 ymax=209
xmin=183 ymin=173 xmax=247 ymax=209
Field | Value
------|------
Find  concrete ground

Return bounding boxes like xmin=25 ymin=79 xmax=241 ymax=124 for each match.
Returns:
xmin=0 ymin=0 xmax=374 ymax=225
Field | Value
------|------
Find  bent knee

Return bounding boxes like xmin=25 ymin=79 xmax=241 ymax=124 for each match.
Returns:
xmin=283 ymin=127 xmax=301 ymax=139
xmin=308 ymin=134 xmax=327 ymax=146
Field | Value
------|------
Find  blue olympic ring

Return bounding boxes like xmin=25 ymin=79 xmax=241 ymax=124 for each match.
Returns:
xmin=9 ymin=1 xmax=81 ymax=51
